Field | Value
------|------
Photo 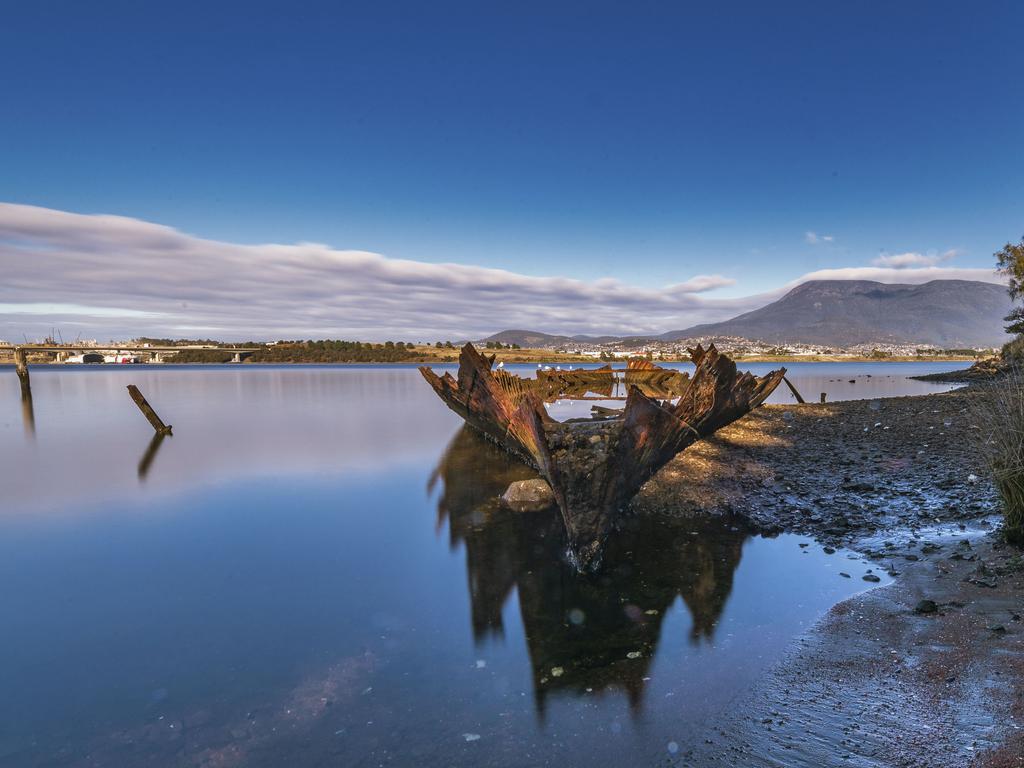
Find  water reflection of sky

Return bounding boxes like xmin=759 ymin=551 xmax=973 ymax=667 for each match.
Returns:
xmin=1 ymin=362 xmax=967 ymax=513
xmin=0 ymin=364 xmax=916 ymax=765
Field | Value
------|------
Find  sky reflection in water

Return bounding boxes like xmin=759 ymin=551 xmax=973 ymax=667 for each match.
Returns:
xmin=0 ymin=363 xmax=956 ymax=766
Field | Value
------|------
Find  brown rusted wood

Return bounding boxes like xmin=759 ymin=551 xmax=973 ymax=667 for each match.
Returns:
xmin=127 ymin=384 xmax=173 ymax=435
xmin=538 ymin=365 xmax=614 ymax=401
xmin=541 ymin=346 xmax=785 ymax=567
xmin=14 ymin=347 xmax=30 ymax=398
xmin=419 ymin=344 xmax=552 ymax=466
xmin=420 ymin=343 xmax=785 ymax=570
xmin=624 ymin=368 xmax=690 ymax=398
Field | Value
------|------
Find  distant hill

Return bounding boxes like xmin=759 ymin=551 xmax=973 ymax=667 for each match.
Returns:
xmin=484 ymin=279 xmax=1010 ymax=349
xmin=480 ymin=329 xmax=581 ymax=347
xmin=663 ymin=279 xmax=1010 ymax=348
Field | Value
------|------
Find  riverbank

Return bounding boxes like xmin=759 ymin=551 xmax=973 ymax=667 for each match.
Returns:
xmin=634 ymin=386 xmax=1022 ymax=766
xmin=0 ymin=353 xmax=982 ymax=367
xmin=687 ymin=531 xmax=1023 ymax=767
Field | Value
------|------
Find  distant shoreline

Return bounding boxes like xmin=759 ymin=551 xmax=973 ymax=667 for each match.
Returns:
xmin=0 ymin=354 xmax=980 ymax=367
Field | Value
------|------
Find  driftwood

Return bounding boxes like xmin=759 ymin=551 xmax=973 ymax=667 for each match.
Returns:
xmin=420 ymin=344 xmax=785 ymax=570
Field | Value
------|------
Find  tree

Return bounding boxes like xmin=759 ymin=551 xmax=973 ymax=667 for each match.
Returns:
xmin=996 ymin=236 xmax=1024 ymax=335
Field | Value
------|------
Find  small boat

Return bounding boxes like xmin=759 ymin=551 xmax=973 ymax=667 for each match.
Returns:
xmin=66 ymin=352 xmax=104 ymax=364
xmin=103 ymin=353 xmax=140 ymax=364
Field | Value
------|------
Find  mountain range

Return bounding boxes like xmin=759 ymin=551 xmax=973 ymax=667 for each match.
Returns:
xmin=482 ymin=279 xmax=1011 ymax=349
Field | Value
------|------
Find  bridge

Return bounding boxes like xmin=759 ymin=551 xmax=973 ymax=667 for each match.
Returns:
xmin=6 ymin=344 xmax=262 ymax=401
xmin=9 ymin=344 xmax=260 ymax=364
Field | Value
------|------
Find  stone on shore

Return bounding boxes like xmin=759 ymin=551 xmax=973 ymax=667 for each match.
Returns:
xmin=501 ymin=479 xmax=556 ymax=512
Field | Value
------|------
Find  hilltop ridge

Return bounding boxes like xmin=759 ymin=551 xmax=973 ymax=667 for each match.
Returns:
xmin=483 ymin=279 xmax=1009 ymax=349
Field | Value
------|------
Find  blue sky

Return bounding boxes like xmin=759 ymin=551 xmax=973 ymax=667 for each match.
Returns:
xmin=1 ymin=1 xmax=1022 ymax=339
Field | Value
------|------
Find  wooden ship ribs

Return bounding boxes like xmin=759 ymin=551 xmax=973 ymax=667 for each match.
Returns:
xmin=420 ymin=343 xmax=785 ymax=570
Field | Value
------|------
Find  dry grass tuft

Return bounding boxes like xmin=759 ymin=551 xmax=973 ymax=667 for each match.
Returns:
xmin=973 ymin=367 xmax=1024 ymax=547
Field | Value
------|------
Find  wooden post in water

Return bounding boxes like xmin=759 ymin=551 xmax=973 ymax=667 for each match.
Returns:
xmin=820 ymin=392 xmax=827 ymax=403
xmin=127 ymin=384 xmax=173 ymax=435
xmin=782 ymin=375 xmax=806 ymax=404
xmin=14 ymin=347 xmax=31 ymax=398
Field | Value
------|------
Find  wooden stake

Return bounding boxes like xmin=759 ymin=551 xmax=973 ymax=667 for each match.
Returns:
xmin=127 ymin=384 xmax=173 ymax=435
xmin=14 ymin=347 xmax=30 ymax=398
xmin=820 ymin=392 xmax=827 ymax=403
xmin=782 ymin=376 xmax=805 ymax=404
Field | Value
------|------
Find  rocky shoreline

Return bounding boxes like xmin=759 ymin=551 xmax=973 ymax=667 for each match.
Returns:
xmin=631 ymin=386 xmax=1023 ymax=766
xmin=911 ymin=356 xmax=1008 ymax=383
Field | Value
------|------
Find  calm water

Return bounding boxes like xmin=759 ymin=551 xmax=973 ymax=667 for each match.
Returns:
xmin=0 ymin=362 xmax=964 ymax=766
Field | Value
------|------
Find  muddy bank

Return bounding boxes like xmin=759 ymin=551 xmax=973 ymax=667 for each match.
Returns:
xmin=636 ymin=387 xmax=999 ymax=548
xmin=681 ymin=532 xmax=1024 ymax=767
xmin=631 ymin=387 xmax=1023 ymax=766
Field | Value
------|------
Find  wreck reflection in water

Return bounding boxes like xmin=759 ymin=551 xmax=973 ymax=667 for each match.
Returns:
xmin=2 ymin=366 xmax=912 ymax=767
xmin=431 ymin=427 xmax=748 ymax=715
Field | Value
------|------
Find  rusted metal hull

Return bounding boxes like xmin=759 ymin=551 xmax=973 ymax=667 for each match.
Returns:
xmin=420 ymin=344 xmax=785 ymax=570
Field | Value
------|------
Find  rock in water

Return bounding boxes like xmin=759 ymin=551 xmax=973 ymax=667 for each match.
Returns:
xmin=501 ymin=479 xmax=555 ymax=512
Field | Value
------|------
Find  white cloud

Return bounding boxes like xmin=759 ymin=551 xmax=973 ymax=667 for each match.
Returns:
xmin=805 ymin=231 xmax=834 ymax=244
xmin=871 ymin=249 xmax=958 ymax=269
xmin=0 ymin=203 xmax=1005 ymax=341
xmin=0 ymin=302 xmax=159 ymax=318
xmin=0 ymin=203 xmax=742 ymax=340
xmin=787 ymin=264 xmax=1002 ymax=288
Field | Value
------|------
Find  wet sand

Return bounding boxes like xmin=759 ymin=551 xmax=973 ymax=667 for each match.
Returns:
xmin=635 ymin=387 xmax=1023 ymax=766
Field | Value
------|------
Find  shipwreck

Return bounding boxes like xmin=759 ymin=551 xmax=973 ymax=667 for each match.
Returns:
xmin=420 ymin=343 xmax=785 ymax=570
